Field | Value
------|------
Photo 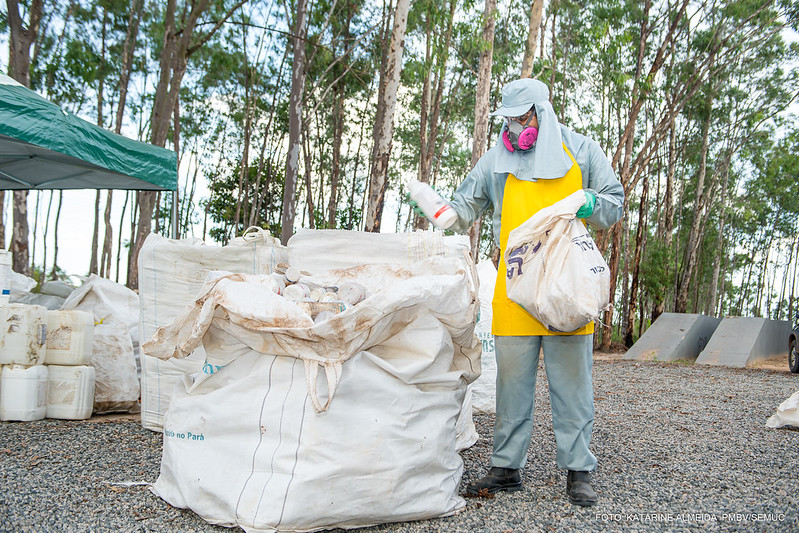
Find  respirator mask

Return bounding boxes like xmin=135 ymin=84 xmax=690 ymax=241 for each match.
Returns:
xmin=502 ymin=108 xmax=538 ymax=152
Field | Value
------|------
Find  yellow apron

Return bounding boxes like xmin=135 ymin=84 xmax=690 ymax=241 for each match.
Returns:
xmin=492 ymin=145 xmax=594 ymax=336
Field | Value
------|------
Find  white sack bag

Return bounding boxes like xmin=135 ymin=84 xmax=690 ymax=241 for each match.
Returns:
xmin=288 ymin=228 xmax=470 ymax=274
xmin=288 ymin=229 xmax=479 ymax=450
xmin=766 ymin=390 xmax=799 ymax=428
xmin=144 ymin=258 xmax=480 ymax=532
xmin=504 ymin=190 xmax=610 ymax=333
xmin=469 ymin=260 xmax=497 ymax=415
xmin=138 ymin=229 xmax=287 ymax=431
xmin=61 ymin=275 xmax=140 ymax=414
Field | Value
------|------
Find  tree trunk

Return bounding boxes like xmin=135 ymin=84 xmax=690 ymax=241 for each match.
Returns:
xmin=102 ymin=0 xmax=143 ymax=278
xmin=116 ymin=192 xmax=130 ymax=283
xmin=252 ymin=46 xmax=290 ymax=228
xmin=10 ymin=191 xmax=29 ymax=276
xmin=7 ymin=0 xmax=43 ymax=275
xmin=182 ymin=164 xmax=198 ymax=236
xmin=128 ymin=0 xmax=242 ymax=287
xmin=652 ymin=123 xmax=677 ymax=322
xmin=327 ymin=84 xmax=344 ymax=229
xmin=50 ymin=191 xmax=62 ymax=280
xmin=281 ymin=0 xmax=309 ymax=244
xmin=414 ymin=12 xmax=433 ymax=232
xmin=414 ymin=0 xmax=456 ymax=231
xmin=233 ymin=56 xmax=254 ymax=234
xmin=29 ymin=192 xmax=40 ymax=275
xmin=467 ymin=0 xmax=496 ymax=260
xmin=100 ymin=191 xmax=113 ymax=278
xmin=709 ymin=156 xmax=732 ymax=316
xmin=547 ymin=4 xmax=557 ymax=88
xmin=6 ymin=0 xmax=43 ymax=87
xmin=324 ymin=5 xmax=353 ymax=229
xmin=675 ymin=96 xmax=714 ymax=312
xmin=789 ymin=227 xmax=799 ymax=320
xmin=302 ymin=130 xmax=315 ymax=229
xmin=610 ymin=0 xmax=687 ymax=171
xmin=115 ymin=0 xmax=144 ymax=134
xmin=625 ymin=173 xmax=648 ymax=347
xmin=364 ymin=0 xmax=411 ymax=233
xmin=90 ymin=13 xmax=107 ymax=275
xmin=600 ymin=221 xmax=622 ymax=350
xmin=90 ymin=190 xmax=101 ymax=274
xmin=41 ymin=191 xmax=53 ymax=280
xmin=520 ymin=0 xmax=544 ymax=78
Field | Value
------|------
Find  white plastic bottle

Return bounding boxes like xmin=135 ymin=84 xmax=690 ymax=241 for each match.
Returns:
xmin=407 ymin=180 xmax=458 ymax=230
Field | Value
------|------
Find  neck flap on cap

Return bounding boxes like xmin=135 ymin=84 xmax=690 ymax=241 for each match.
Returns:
xmin=490 ymin=78 xmax=573 ymax=181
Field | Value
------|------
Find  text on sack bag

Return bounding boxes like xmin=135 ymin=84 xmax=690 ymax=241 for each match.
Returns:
xmin=572 ymin=234 xmax=607 ymax=274
xmin=165 ymin=429 xmax=206 ymax=441
xmin=506 ymin=241 xmax=542 ymax=280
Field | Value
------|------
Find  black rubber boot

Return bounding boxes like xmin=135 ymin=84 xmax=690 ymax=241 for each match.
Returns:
xmin=567 ymin=470 xmax=597 ymax=506
xmin=465 ymin=467 xmax=522 ymax=495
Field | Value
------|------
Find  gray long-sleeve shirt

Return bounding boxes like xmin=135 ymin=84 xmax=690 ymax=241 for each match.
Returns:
xmin=449 ymin=125 xmax=624 ymax=245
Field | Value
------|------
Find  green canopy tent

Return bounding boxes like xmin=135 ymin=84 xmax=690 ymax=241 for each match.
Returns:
xmin=0 ymin=73 xmax=178 ymax=235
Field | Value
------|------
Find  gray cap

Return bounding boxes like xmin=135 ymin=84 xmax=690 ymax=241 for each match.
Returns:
xmin=490 ymin=78 xmax=550 ymax=117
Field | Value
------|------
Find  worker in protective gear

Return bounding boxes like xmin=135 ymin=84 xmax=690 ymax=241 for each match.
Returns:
xmin=414 ymin=78 xmax=623 ymax=506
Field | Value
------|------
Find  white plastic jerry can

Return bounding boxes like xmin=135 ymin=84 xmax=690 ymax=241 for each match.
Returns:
xmin=0 ymin=304 xmax=48 ymax=366
xmin=45 ymin=310 xmax=94 ymax=366
xmin=0 ymin=364 xmax=49 ymax=422
xmin=46 ymin=364 xmax=95 ymax=420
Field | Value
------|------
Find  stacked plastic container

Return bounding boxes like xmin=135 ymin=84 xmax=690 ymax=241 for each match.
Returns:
xmin=44 ymin=310 xmax=95 ymax=420
xmin=0 ymin=264 xmax=96 ymax=422
xmin=0 ymin=301 xmax=49 ymax=421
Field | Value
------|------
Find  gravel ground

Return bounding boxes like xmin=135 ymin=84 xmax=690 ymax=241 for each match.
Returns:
xmin=1 ymin=356 xmax=798 ymax=533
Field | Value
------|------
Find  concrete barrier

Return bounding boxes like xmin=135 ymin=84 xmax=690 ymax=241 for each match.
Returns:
xmin=695 ymin=316 xmax=791 ymax=367
xmin=623 ymin=312 xmax=721 ymax=362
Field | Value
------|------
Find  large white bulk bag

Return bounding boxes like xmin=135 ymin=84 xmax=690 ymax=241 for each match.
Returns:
xmin=287 ymin=229 xmax=479 ymax=449
xmin=288 ymin=228 xmax=470 ymax=274
xmin=138 ymin=228 xmax=287 ymax=431
xmin=61 ymin=275 xmax=140 ymax=414
xmin=470 ymin=261 xmax=498 ymax=415
xmin=144 ymin=257 xmax=480 ymax=532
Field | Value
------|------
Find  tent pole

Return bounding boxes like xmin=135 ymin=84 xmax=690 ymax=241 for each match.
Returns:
xmin=172 ymin=187 xmax=178 ymax=239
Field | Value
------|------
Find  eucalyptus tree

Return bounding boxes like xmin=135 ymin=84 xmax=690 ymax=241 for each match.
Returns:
xmin=29 ymin=0 xmax=158 ymax=281
xmin=127 ymin=0 xmax=246 ymax=289
xmin=5 ymin=0 xmax=43 ymax=275
xmin=101 ymin=0 xmax=145 ymax=279
xmin=280 ymin=0 xmax=308 ymax=244
xmin=364 ymin=0 xmax=410 ymax=233
xmin=667 ymin=0 xmax=798 ymax=316
xmin=468 ymin=0 xmax=497 ymax=259
xmin=399 ymin=0 xmax=460 ymax=232
xmin=727 ymin=125 xmax=799 ymax=319
xmin=299 ymin=0 xmax=373 ymax=230
xmin=520 ymin=0 xmax=544 ymax=78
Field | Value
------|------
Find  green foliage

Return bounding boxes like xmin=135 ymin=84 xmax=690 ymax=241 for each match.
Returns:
xmin=206 ymin=157 xmax=284 ymax=244
xmin=640 ymin=238 xmax=671 ymax=299
xmin=5 ymin=0 xmax=798 ymax=315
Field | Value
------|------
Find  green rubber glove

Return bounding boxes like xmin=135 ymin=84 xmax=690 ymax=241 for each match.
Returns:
xmin=576 ymin=190 xmax=596 ymax=218
xmin=405 ymin=192 xmax=426 ymax=218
